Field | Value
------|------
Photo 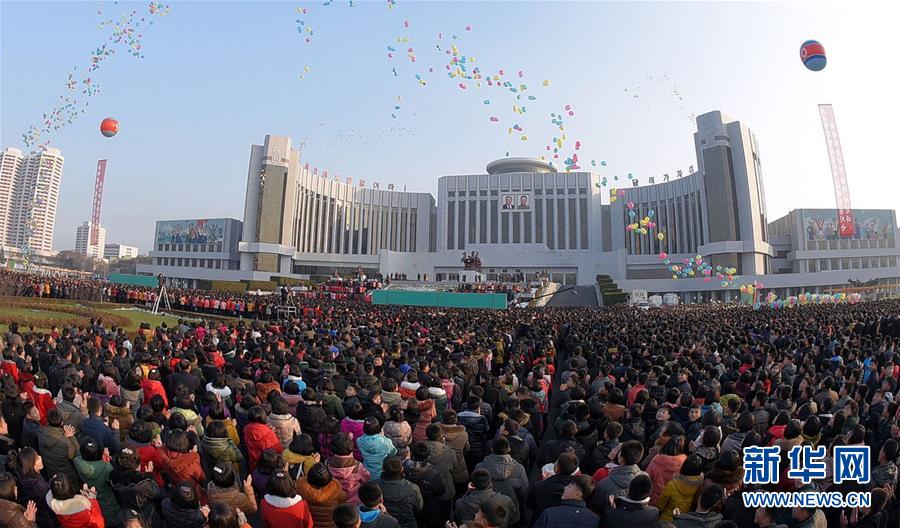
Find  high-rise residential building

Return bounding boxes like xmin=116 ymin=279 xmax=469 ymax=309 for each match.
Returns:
xmin=0 ymin=148 xmax=24 ymax=247
xmin=104 ymin=243 xmax=139 ymax=260
xmin=75 ymin=221 xmax=106 ymax=259
xmin=0 ymin=147 xmax=64 ymax=254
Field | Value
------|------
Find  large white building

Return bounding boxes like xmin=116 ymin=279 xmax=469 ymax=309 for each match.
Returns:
xmin=0 ymin=147 xmax=64 ymax=255
xmin=74 ymin=221 xmax=107 ymax=259
xmin=104 ymin=243 xmax=139 ymax=260
xmin=139 ymin=111 xmax=900 ymax=301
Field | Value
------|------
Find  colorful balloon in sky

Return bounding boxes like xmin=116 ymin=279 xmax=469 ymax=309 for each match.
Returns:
xmin=800 ymin=40 xmax=826 ymax=71
xmin=100 ymin=117 xmax=118 ymax=137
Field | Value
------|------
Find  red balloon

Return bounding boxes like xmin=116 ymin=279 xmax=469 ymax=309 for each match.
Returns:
xmin=100 ymin=117 xmax=118 ymax=138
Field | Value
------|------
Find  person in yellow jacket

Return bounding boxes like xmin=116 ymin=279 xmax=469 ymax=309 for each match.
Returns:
xmin=656 ymin=454 xmax=705 ymax=521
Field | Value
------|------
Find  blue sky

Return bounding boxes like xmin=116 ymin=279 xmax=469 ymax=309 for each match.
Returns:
xmin=2 ymin=1 xmax=899 ymax=253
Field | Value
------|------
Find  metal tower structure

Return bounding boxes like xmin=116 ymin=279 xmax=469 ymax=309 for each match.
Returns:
xmin=90 ymin=159 xmax=107 ymax=246
xmin=818 ymin=104 xmax=854 ymax=237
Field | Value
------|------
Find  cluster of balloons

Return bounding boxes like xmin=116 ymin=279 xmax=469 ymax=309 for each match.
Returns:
xmin=21 ymin=2 xmax=170 ymax=149
xmin=656 ymin=252 xmax=737 ymax=288
xmin=738 ymin=281 xmax=765 ymax=305
xmin=624 ymin=204 xmax=657 ymax=235
xmin=755 ymin=292 xmax=861 ymax=310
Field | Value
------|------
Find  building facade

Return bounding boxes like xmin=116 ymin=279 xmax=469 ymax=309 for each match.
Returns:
xmin=141 ymin=218 xmax=243 ymax=287
xmin=74 ymin=221 xmax=107 ymax=260
xmin=137 ymin=112 xmax=900 ymax=301
xmin=104 ymin=243 xmax=139 ymax=260
xmin=0 ymin=147 xmax=64 ymax=255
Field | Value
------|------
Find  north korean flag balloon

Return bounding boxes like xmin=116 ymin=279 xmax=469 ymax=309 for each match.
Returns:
xmin=800 ymin=40 xmax=826 ymax=71
xmin=100 ymin=117 xmax=119 ymax=138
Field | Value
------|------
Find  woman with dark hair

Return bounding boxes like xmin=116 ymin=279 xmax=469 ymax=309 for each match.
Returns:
xmin=251 ymin=449 xmax=283 ymax=500
xmin=161 ymin=480 xmax=208 ymax=528
xmin=0 ymin=472 xmax=36 ymax=528
xmin=412 ymin=386 xmax=436 ymax=443
xmin=125 ymin=421 xmax=164 ymax=488
xmin=318 ymin=418 xmax=341 ymax=461
xmin=204 ymin=402 xmax=239 ymax=446
xmin=295 ymin=462 xmax=346 ymax=528
xmin=158 ymin=430 xmax=205 ymax=502
xmin=205 ymin=502 xmax=250 ymax=528
xmin=266 ymin=397 xmax=301 ymax=450
xmin=260 ymin=471 xmax=313 ymax=528
xmin=206 ymin=461 xmax=257 ymax=516
xmin=284 ymin=434 xmax=319 ymax=479
xmin=646 ymin=435 xmax=687 ymax=505
xmin=358 ymin=417 xmax=397 ymax=480
xmin=383 ymin=407 xmax=412 ymax=460
xmin=74 ymin=436 xmax=120 ymax=526
xmin=47 ymin=473 xmax=105 ymax=528
xmin=243 ymin=406 xmax=283 ymax=472
xmin=170 ymin=396 xmax=204 ymax=437
xmin=326 ymin=432 xmax=370 ymax=505
xmin=109 ymin=448 xmax=161 ymax=528
xmin=199 ymin=420 xmax=243 ymax=479
xmin=120 ymin=371 xmax=145 ymax=412
xmin=105 ymin=395 xmax=133 ymax=443
xmin=7 ymin=447 xmax=58 ymax=528
xmin=340 ymin=403 xmax=366 ymax=460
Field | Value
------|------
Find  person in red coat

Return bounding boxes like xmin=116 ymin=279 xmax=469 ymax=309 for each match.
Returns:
xmin=157 ymin=429 xmax=206 ymax=502
xmin=126 ymin=421 xmax=165 ymax=487
xmin=140 ymin=369 xmax=168 ymax=408
xmin=244 ymin=406 xmax=284 ymax=473
xmin=260 ymin=471 xmax=314 ymax=528
xmin=47 ymin=473 xmax=105 ymax=528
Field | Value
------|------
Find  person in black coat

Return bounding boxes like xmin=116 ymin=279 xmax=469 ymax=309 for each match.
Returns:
xmin=109 ymin=448 xmax=162 ymax=528
xmin=403 ymin=442 xmax=447 ymax=528
xmin=457 ymin=396 xmax=490 ymax=471
xmin=598 ymin=473 xmax=658 ymax=528
xmin=533 ymin=474 xmax=600 ymax=528
xmin=296 ymin=388 xmax=327 ymax=451
xmin=526 ymin=451 xmax=579 ymax=526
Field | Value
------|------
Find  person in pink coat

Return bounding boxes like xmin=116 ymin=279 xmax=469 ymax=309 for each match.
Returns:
xmin=646 ymin=436 xmax=687 ymax=505
xmin=325 ymin=432 xmax=370 ymax=505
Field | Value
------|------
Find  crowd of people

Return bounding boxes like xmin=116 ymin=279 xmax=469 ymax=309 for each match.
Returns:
xmin=0 ymin=281 xmax=899 ymax=528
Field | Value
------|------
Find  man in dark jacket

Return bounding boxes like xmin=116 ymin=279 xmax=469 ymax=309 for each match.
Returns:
xmin=404 ymin=442 xmax=448 ymax=528
xmin=358 ymin=482 xmax=401 ymax=528
xmin=38 ymin=409 xmax=80 ymax=486
xmin=376 ymin=456 xmax=423 ymax=528
xmin=590 ymin=440 xmax=644 ymax=514
xmin=672 ymin=484 xmax=724 ymax=528
xmin=81 ymin=397 xmax=120 ymax=454
xmin=533 ymin=475 xmax=599 ymax=528
xmin=455 ymin=469 xmax=518 ymax=526
xmin=296 ymin=388 xmax=327 ymax=450
xmin=598 ymin=473 xmax=657 ymax=528
xmin=458 ymin=395 xmax=490 ymax=471
xmin=476 ymin=436 xmax=528 ymax=524
xmin=526 ymin=451 xmax=579 ymax=526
